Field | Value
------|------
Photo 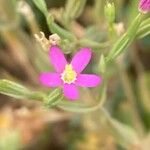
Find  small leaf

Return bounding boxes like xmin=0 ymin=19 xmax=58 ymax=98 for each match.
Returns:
xmin=44 ymin=88 xmax=62 ymax=108
xmin=137 ymin=18 xmax=150 ymax=38
xmin=0 ymin=79 xmax=45 ymax=101
xmin=0 ymin=79 xmax=30 ymax=99
xmin=106 ymin=34 xmax=130 ymax=62
xmin=79 ymin=38 xmax=109 ymax=50
xmin=32 ymin=0 xmax=77 ymax=42
xmin=46 ymin=14 xmax=76 ymax=41
xmin=127 ymin=13 xmax=143 ymax=38
xmin=106 ymin=13 xmax=143 ymax=63
xmin=32 ymin=0 xmax=48 ymax=15
xmin=63 ymin=0 xmax=86 ymax=24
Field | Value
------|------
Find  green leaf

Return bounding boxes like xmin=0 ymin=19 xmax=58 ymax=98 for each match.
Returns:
xmin=32 ymin=0 xmax=48 ymax=15
xmin=33 ymin=0 xmax=77 ymax=41
xmin=44 ymin=88 xmax=62 ymax=108
xmin=0 ymin=79 xmax=31 ymax=99
xmin=127 ymin=13 xmax=143 ymax=38
xmin=137 ymin=18 xmax=150 ymax=38
xmin=0 ymin=79 xmax=65 ymax=108
xmin=0 ymin=79 xmax=45 ymax=101
xmin=46 ymin=14 xmax=76 ymax=41
xmin=106 ymin=13 xmax=143 ymax=63
xmin=63 ymin=0 xmax=86 ymax=23
xmin=139 ymin=17 xmax=150 ymax=29
xmin=106 ymin=34 xmax=130 ymax=62
xmin=137 ymin=25 xmax=150 ymax=39
xmin=79 ymin=38 xmax=109 ymax=50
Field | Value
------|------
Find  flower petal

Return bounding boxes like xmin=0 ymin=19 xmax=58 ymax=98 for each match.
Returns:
xmin=71 ymin=48 xmax=92 ymax=73
xmin=139 ymin=0 xmax=150 ymax=13
xmin=76 ymin=74 xmax=102 ymax=87
xmin=39 ymin=73 xmax=62 ymax=87
xmin=49 ymin=46 xmax=67 ymax=73
xmin=63 ymin=84 xmax=79 ymax=100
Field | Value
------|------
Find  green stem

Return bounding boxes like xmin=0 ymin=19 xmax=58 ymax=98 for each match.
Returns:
xmin=78 ymin=38 xmax=109 ymax=50
xmin=116 ymin=58 xmax=144 ymax=136
xmin=57 ymin=82 xmax=107 ymax=113
xmin=106 ymin=13 xmax=143 ymax=63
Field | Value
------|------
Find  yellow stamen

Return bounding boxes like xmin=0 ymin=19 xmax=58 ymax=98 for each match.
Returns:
xmin=61 ymin=64 xmax=77 ymax=84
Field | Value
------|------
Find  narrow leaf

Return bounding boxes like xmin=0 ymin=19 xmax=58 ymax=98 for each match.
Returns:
xmin=0 ymin=79 xmax=45 ymax=101
xmin=32 ymin=0 xmax=48 ymax=15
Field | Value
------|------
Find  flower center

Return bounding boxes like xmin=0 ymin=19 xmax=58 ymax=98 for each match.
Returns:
xmin=61 ymin=64 xmax=77 ymax=84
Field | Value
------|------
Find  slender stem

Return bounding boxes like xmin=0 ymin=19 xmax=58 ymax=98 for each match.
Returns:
xmin=116 ymin=56 xmax=144 ymax=136
xmin=57 ymin=82 xmax=107 ymax=113
xmin=131 ymin=44 xmax=150 ymax=111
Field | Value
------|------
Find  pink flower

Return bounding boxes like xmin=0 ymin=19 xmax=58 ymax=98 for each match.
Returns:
xmin=139 ymin=0 xmax=150 ymax=13
xmin=39 ymin=46 xmax=102 ymax=100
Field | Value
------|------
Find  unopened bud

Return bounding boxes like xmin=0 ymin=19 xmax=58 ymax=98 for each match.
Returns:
xmin=34 ymin=32 xmax=61 ymax=51
xmin=104 ymin=2 xmax=115 ymax=23
xmin=49 ymin=33 xmax=61 ymax=45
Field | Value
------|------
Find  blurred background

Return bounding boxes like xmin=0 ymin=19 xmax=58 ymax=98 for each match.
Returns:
xmin=0 ymin=0 xmax=150 ymax=149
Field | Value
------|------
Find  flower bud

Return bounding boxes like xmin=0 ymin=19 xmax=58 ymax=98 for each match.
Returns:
xmin=104 ymin=2 xmax=115 ymax=23
xmin=138 ymin=0 xmax=150 ymax=14
xmin=49 ymin=33 xmax=61 ymax=46
xmin=34 ymin=32 xmax=50 ymax=50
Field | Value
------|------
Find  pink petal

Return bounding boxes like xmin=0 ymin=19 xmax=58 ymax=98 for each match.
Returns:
xmin=76 ymin=74 xmax=102 ymax=87
xmin=139 ymin=0 xmax=150 ymax=13
xmin=71 ymin=48 xmax=92 ymax=73
xmin=49 ymin=46 xmax=67 ymax=73
xmin=63 ymin=84 xmax=79 ymax=100
xmin=39 ymin=73 xmax=62 ymax=87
